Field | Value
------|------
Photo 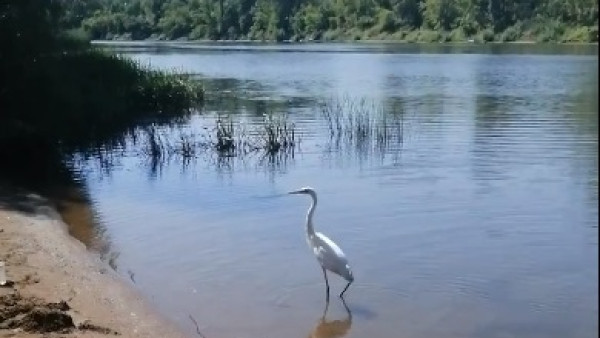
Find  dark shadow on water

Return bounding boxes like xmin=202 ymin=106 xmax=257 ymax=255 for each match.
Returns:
xmin=0 ymin=142 xmax=118 ymax=270
xmin=339 ymin=303 xmax=377 ymax=321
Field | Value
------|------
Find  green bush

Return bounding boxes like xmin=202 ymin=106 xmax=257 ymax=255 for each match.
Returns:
xmin=460 ymin=21 xmax=478 ymax=37
xmin=59 ymin=28 xmax=91 ymax=46
xmin=1 ymin=49 xmax=203 ymax=151
xmin=375 ymin=9 xmax=398 ymax=33
xmin=590 ymin=26 xmax=599 ymax=42
xmin=357 ymin=15 xmax=375 ymax=29
xmin=404 ymin=30 xmax=420 ymax=42
xmin=322 ymin=29 xmax=341 ymax=41
xmin=500 ymin=25 xmax=522 ymax=42
xmin=440 ymin=31 xmax=452 ymax=42
xmin=418 ymin=29 xmax=442 ymax=42
xmin=345 ymin=28 xmax=363 ymax=40
xmin=561 ymin=26 xmax=597 ymax=42
xmin=449 ymin=28 xmax=466 ymax=42
xmin=476 ymin=28 xmax=495 ymax=42
xmin=389 ymin=30 xmax=407 ymax=40
xmin=534 ymin=20 xmax=565 ymax=42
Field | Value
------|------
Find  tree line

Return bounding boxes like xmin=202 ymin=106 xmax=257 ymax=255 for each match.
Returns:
xmin=65 ymin=0 xmax=598 ymax=42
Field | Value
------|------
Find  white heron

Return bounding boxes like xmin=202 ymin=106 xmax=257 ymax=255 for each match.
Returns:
xmin=288 ymin=187 xmax=354 ymax=299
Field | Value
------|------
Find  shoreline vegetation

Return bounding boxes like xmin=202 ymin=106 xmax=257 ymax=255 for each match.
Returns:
xmin=69 ymin=0 xmax=597 ymax=44
xmin=91 ymin=27 xmax=600 ymax=44
xmin=94 ymin=38 xmax=599 ymax=45
xmin=0 ymin=1 xmax=204 ymax=166
xmin=0 ymin=0 xmax=204 ymax=200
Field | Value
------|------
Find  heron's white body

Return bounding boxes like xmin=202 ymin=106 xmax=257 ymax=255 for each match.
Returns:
xmin=289 ymin=186 xmax=354 ymax=298
xmin=308 ymin=232 xmax=353 ymax=282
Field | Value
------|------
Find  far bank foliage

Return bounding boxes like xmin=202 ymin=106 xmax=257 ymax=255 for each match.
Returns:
xmin=68 ymin=0 xmax=598 ymax=42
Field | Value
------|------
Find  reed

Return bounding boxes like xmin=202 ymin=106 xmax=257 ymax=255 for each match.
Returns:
xmin=136 ymin=113 xmax=297 ymax=168
xmin=258 ymin=114 xmax=296 ymax=154
xmin=319 ymin=96 xmax=404 ymax=146
xmin=1 ymin=48 xmax=204 ymax=155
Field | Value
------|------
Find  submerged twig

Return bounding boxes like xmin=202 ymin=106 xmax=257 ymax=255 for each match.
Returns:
xmin=188 ymin=314 xmax=208 ymax=338
xmin=127 ymin=269 xmax=136 ymax=284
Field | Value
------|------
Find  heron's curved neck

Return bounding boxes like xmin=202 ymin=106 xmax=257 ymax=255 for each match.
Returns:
xmin=306 ymin=193 xmax=317 ymax=236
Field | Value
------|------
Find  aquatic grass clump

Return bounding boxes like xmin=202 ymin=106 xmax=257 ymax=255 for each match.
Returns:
xmin=134 ymin=66 xmax=204 ymax=116
xmin=214 ymin=116 xmax=237 ymax=152
xmin=138 ymin=125 xmax=201 ymax=166
xmin=321 ymin=97 xmax=378 ymax=141
xmin=258 ymin=114 xmax=296 ymax=154
xmin=317 ymin=97 xmax=405 ymax=167
xmin=135 ymin=113 xmax=297 ymax=168
xmin=202 ymin=113 xmax=296 ymax=156
xmin=70 ymin=50 xmax=204 ymax=117
xmin=142 ymin=126 xmax=167 ymax=160
xmin=178 ymin=133 xmax=197 ymax=158
xmin=319 ymin=96 xmax=404 ymax=148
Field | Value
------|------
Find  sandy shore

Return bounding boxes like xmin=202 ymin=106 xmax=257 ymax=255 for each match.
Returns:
xmin=0 ymin=192 xmax=190 ymax=338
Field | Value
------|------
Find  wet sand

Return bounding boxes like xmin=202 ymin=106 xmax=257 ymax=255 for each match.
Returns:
xmin=0 ymin=192 xmax=189 ymax=338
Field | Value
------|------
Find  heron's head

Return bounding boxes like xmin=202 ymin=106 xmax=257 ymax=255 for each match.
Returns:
xmin=288 ymin=186 xmax=316 ymax=196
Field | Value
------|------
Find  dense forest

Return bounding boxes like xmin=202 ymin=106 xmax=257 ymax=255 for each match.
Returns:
xmin=66 ymin=0 xmax=598 ymax=42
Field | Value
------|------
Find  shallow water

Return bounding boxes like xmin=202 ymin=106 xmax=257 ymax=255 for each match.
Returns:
xmin=79 ymin=42 xmax=597 ymax=338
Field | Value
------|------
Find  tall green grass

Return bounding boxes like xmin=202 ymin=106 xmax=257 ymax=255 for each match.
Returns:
xmin=319 ymin=96 xmax=404 ymax=148
xmin=0 ymin=46 xmax=204 ymax=193
xmin=135 ymin=113 xmax=296 ymax=167
xmin=258 ymin=114 xmax=296 ymax=154
xmin=1 ymin=48 xmax=203 ymax=154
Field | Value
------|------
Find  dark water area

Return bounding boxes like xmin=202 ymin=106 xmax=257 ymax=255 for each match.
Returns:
xmin=18 ymin=42 xmax=600 ymax=338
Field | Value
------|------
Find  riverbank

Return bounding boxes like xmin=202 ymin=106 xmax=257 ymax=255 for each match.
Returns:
xmin=92 ymin=35 xmax=599 ymax=45
xmin=0 ymin=190 xmax=189 ymax=338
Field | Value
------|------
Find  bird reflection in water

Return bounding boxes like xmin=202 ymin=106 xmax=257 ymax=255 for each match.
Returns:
xmin=309 ymin=298 xmax=352 ymax=338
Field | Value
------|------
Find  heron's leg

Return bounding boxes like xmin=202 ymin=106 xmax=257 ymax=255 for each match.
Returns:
xmin=321 ymin=298 xmax=330 ymax=320
xmin=322 ymin=267 xmax=330 ymax=302
xmin=339 ymin=280 xmax=352 ymax=298
xmin=340 ymin=296 xmax=352 ymax=320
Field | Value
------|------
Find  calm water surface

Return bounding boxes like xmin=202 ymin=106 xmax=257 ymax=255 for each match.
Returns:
xmin=82 ymin=42 xmax=597 ymax=338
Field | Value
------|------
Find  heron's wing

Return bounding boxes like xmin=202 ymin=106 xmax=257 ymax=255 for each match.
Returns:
xmin=314 ymin=232 xmax=350 ymax=275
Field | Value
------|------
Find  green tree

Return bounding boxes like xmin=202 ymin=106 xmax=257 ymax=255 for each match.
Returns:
xmin=62 ymin=0 xmax=599 ymax=42
xmin=249 ymin=0 xmax=281 ymax=40
xmin=422 ymin=0 xmax=460 ymax=30
xmin=392 ymin=0 xmax=422 ymax=27
xmin=157 ymin=1 xmax=194 ymax=39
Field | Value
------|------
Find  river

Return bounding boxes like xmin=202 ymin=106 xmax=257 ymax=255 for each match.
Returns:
xmin=76 ymin=41 xmax=599 ymax=338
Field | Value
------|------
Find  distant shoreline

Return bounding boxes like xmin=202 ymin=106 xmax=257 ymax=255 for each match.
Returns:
xmin=92 ymin=38 xmax=599 ymax=45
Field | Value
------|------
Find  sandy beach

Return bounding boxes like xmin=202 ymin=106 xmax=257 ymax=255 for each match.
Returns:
xmin=0 ymin=191 xmax=190 ymax=338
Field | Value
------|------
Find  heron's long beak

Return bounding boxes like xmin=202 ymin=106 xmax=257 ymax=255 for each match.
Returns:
xmin=288 ymin=189 xmax=303 ymax=195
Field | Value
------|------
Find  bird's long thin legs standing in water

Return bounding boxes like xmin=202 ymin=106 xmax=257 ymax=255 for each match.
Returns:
xmin=340 ymin=280 xmax=352 ymax=298
xmin=341 ymin=296 xmax=352 ymax=319
xmin=321 ymin=297 xmax=330 ymax=320
xmin=322 ymin=268 xmax=330 ymax=302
